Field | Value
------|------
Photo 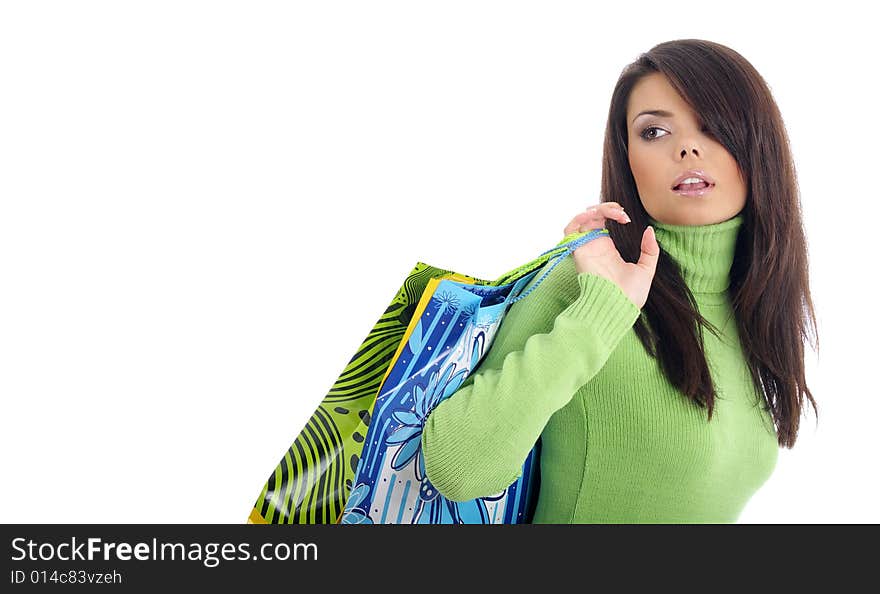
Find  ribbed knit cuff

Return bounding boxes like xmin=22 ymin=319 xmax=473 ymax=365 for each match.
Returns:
xmin=558 ymin=272 xmax=641 ymax=338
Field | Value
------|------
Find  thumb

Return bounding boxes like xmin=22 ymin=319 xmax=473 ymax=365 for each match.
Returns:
xmin=637 ymin=225 xmax=660 ymax=277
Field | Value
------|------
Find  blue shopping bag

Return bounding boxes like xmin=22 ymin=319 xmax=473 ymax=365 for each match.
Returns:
xmin=340 ymin=227 xmax=609 ymax=524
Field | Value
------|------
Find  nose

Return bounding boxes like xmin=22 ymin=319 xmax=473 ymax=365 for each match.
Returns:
xmin=680 ymin=145 xmax=699 ymax=158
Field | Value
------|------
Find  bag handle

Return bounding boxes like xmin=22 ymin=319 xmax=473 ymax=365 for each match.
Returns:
xmin=504 ymin=227 xmax=610 ymax=304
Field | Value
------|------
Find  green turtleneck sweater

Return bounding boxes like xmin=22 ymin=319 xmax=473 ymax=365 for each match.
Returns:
xmin=420 ymin=213 xmax=779 ymax=523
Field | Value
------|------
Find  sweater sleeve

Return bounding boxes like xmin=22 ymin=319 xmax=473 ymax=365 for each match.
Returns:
xmin=420 ymin=259 xmax=642 ymax=502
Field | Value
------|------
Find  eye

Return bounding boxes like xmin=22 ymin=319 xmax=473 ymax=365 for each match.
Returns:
xmin=639 ymin=126 xmax=668 ymax=141
xmin=640 ymin=124 xmax=713 ymax=142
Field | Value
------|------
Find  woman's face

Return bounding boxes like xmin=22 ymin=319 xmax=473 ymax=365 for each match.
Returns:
xmin=626 ymin=72 xmax=747 ymax=226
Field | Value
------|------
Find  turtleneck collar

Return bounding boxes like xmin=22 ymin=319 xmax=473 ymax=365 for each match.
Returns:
xmin=648 ymin=213 xmax=744 ymax=297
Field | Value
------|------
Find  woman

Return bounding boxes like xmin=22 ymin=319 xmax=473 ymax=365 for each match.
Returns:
xmin=419 ymin=39 xmax=819 ymax=523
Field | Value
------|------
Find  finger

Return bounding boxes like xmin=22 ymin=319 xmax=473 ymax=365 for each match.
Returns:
xmin=564 ymin=211 xmax=596 ymax=235
xmin=565 ymin=203 xmax=629 ymax=235
xmin=592 ymin=202 xmax=627 ymax=221
xmin=636 ymin=226 xmax=660 ymax=276
xmin=579 ymin=203 xmax=629 ymax=232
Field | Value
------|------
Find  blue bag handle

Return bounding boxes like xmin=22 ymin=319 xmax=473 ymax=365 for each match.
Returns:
xmin=507 ymin=227 xmax=609 ymax=304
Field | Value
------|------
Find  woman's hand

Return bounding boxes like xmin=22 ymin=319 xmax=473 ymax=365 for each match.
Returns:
xmin=563 ymin=202 xmax=660 ymax=309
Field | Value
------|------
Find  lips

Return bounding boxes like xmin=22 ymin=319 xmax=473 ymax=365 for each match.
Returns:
xmin=672 ymin=181 xmax=715 ymax=197
xmin=673 ymin=180 xmax=713 ymax=191
xmin=671 ymin=169 xmax=716 ymax=190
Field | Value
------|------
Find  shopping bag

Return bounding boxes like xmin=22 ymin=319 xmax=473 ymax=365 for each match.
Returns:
xmin=248 ymin=227 xmax=607 ymax=524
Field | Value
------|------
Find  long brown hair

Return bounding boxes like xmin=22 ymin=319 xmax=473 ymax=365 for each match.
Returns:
xmin=602 ymin=39 xmax=818 ymax=448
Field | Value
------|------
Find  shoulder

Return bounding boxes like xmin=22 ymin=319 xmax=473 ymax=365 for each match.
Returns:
xmin=517 ymin=253 xmax=581 ymax=313
xmin=464 ymin=253 xmax=580 ymax=378
xmin=495 ymin=253 xmax=581 ymax=343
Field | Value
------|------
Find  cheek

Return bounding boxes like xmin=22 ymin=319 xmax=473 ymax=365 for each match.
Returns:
xmin=627 ymin=145 xmax=645 ymax=182
xmin=628 ymin=145 xmax=662 ymax=189
xmin=720 ymin=156 xmax=748 ymax=196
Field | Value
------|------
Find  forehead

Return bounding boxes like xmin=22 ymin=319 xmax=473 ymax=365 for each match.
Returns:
xmin=627 ymin=73 xmax=697 ymax=123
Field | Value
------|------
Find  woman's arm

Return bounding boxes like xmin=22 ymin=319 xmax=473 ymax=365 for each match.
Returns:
xmin=420 ymin=256 xmax=642 ymax=502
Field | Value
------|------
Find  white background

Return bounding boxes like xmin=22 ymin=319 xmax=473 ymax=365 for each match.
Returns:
xmin=1 ymin=1 xmax=875 ymax=523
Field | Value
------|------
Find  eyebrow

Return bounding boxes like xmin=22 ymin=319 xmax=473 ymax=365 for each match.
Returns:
xmin=631 ymin=109 xmax=675 ymax=124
